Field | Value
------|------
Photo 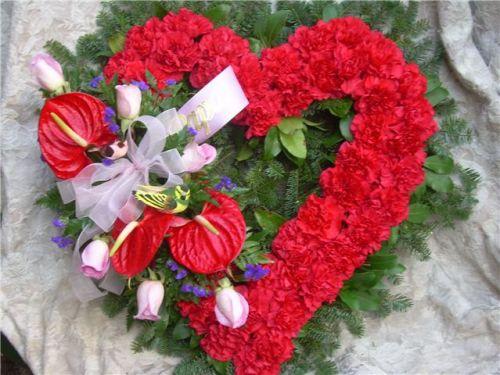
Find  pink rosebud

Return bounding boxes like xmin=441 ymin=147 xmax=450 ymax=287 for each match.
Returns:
xmin=115 ymin=84 xmax=142 ymax=119
xmin=134 ymin=280 xmax=164 ymax=321
xmin=102 ymin=140 xmax=128 ymax=160
xmin=215 ymin=279 xmax=249 ymax=329
xmin=181 ymin=142 xmax=217 ymax=173
xmin=30 ymin=53 xmax=65 ymax=92
xmin=80 ymin=239 xmax=110 ymax=279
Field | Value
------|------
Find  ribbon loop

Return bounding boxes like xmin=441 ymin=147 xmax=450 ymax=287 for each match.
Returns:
xmin=58 ymin=109 xmax=186 ymax=232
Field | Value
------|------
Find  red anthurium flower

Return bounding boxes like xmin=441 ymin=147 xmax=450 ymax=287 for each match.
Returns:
xmin=38 ymin=92 xmax=117 ymax=179
xmin=111 ymin=208 xmax=174 ymax=277
xmin=169 ymin=191 xmax=246 ymax=274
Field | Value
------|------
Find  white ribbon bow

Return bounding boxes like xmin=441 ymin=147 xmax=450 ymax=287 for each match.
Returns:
xmin=58 ymin=109 xmax=185 ymax=232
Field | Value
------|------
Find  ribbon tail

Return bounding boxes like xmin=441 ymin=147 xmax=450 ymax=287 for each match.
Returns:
xmin=117 ymin=195 xmax=144 ymax=224
xmin=167 ymin=173 xmax=184 ymax=186
xmin=99 ymin=267 xmax=125 ymax=296
xmin=179 ymin=66 xmax=249 ymax=144
xmin=57 ymin=180 xmax=76 ymax=204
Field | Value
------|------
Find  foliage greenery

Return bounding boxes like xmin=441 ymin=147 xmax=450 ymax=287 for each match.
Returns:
xmin=37 ymin=1 xmax=479 ymax=374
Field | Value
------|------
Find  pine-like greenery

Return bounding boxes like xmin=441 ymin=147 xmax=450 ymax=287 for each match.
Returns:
xmin=37 ymin=1 xmax=480 ymax=374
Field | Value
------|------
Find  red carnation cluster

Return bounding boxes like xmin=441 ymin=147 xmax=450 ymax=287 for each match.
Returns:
xmin=106 ymin=12 xmax=437 ymax=374
xmin=104 ymin=9 xmax=213 ymax=89
xmin=177 ymin=17 xmax=437 ymax=375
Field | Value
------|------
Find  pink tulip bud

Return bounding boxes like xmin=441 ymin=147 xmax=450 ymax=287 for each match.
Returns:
xmin=80 ymin=239 xmax=110 ymax=279
xmin=181 ymin=142 xmax=217 ymax=173
xmin=115 ymin=84 xmax=142 ymax=119
xmin=134 ymin=281 xmax=164 ymax=321
xmin=30 ymin=53 xmax=65 ymax=92
xmin=215 ymin=279 xmax=249 ymax=329
xmin=102 ymin=140 xmax=128 ymax=160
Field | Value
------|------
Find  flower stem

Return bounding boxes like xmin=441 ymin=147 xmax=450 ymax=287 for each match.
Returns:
xmin=50 ymin=112 xmax=88 ymax=148
xmin=120 ymin=118 xmax=134 ymax=133
xmin=109 ymin=221 xmax=139 ymax=257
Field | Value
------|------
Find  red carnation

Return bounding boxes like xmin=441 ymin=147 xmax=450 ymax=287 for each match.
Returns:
xmin=162 ymin=8 xmax=213 ymax=38
xmin=154 ymin=31 xmax=201 ymax=76
xmin=296 ymin=194 xmax=345 ymax=240
xmin=261 ymin=44 xmax=318 ymax=117
xmin=190 ymin=27 xmax=251 ymax=88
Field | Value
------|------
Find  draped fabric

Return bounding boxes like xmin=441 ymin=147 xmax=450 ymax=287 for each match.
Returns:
xmin=1 ymin=2 xmax=498 ymax=374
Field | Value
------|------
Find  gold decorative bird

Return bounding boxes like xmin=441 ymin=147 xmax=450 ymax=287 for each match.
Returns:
xmin=134 ymin=185 xmax=190 ymax=214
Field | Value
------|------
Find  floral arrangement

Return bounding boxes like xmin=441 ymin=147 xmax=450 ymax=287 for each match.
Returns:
xmin=32 ymin=2 xmax=479 ymax=374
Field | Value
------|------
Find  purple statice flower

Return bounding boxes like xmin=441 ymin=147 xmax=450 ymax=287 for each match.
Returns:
xmin=166 ymin=259 xmax=179 ymax=272
xmin=102 ymin=158 xmax=114 ymax=167
xmin=165 ymin=79 xmax=177 ymax=86
xmin=104 ymin=106 xmax=116 ymax=122
xmin=193 ymin=286 xmax=211 ymax=298
xmin=131 ymin=80 xmax=149 ymax=91
xmin=187 ymin=127 xmax=198 ymax=136
xmin=107 ymin=122 xmax=120 ymax=134
xmin=215 ymin=176 xmax=237 ymax=191
xmin=40 ymin=154 xmax=46 ymax=163
xmin=180 ymin=284 xmax=193 ymax=293
xmin=51 ymin=236 xmax=74 ymax=249
xmin=88 ymin=75 xmax=103 ymax=89
xmin=52 ymin=217 xmax=66 ymax=228
xmin=175 ymin=269 xmax=188 ymax=280
xmin=244 ymin=264 xmax=270 ymax=281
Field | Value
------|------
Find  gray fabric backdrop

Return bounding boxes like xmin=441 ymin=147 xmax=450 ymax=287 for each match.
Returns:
xmin=1 ymin=1 xmax=499 ymax=374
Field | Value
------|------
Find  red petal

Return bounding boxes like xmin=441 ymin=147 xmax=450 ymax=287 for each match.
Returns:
xmin=111 ymin=208 xmax=174 ymax=277
xmin=169 ymin=191 xmax=246 ymax=274
xmin=38 ymin=93 xmax=117 ymax=179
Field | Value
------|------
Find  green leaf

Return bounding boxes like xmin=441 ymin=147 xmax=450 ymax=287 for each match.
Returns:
xmin=207 ymin=357 xmax=230 ymax=375
xmin=388 ymin=226 xmax=399 ymax=246
xmin=249 ymin=37 xmax=264 ymax=55
xmin=367 ymin=254 xmax=398 ymax=270
xmin=254 ymin=10 xmax=290 ymax=47
xmin=303 ymin=118 xmax=324 ymax=129
xmin=63 ymin=217 xmax=91 ymax=237
xmin=277 ymin=117 xmax=305 ymax=134
xmin=426 ymin=87 xmax=449 ymax=106
xmin=322 ymin=4 xmax=341 ymax=21
xmin=413 ymin=182 xmax=426 ymax=199
xmin=248 ymin=137 xmax=260 ymax=149
xmin=101 ymin=293 xmax=127 ymax=318
xmin=318 ymin=98 xmax=353 ymax=118
xmin=145 ymin=70 xmax=158 ymax=90
xmin=189 ymin=334 xmax=201 ymax=349
xmin=236 ymin=143 xmax=253 ymax=161
xmin=426 ymin=171 xmax=454 ymax=193
xmin=279 ymin=130 xmax=306 ymax=159
xmin=254 ymin=209 xmax=286 ymax=235
xmin=340 ymin=289 xmax=382 ymax=311
xmin=172 ymin=320 xmax=191 ymax=340
xmin=108 ymin=33 xmax=125 ymax=54
xmin=204 ymin=4 xmax=231 ymax=25
xmin=339 ymin=115 xmax=353 ymax=141
xmin=264 ymin=127 xmax=281 ymax=160
xmin=425 ymin=75 xmax=441 ymax=93
xmin=408 ymin=203 xmax=431 ymax=223
xmin=323 ymin=133 xmax=343 ymax=148
xmin=346 ymin=271 xmax=384 ymax=289
xmin=424 ymin=155 xmax=454 ymax=174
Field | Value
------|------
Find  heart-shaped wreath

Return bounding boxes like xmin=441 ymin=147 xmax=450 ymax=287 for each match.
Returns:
xmin=33 ymin=2 xmax=479 ymax=374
